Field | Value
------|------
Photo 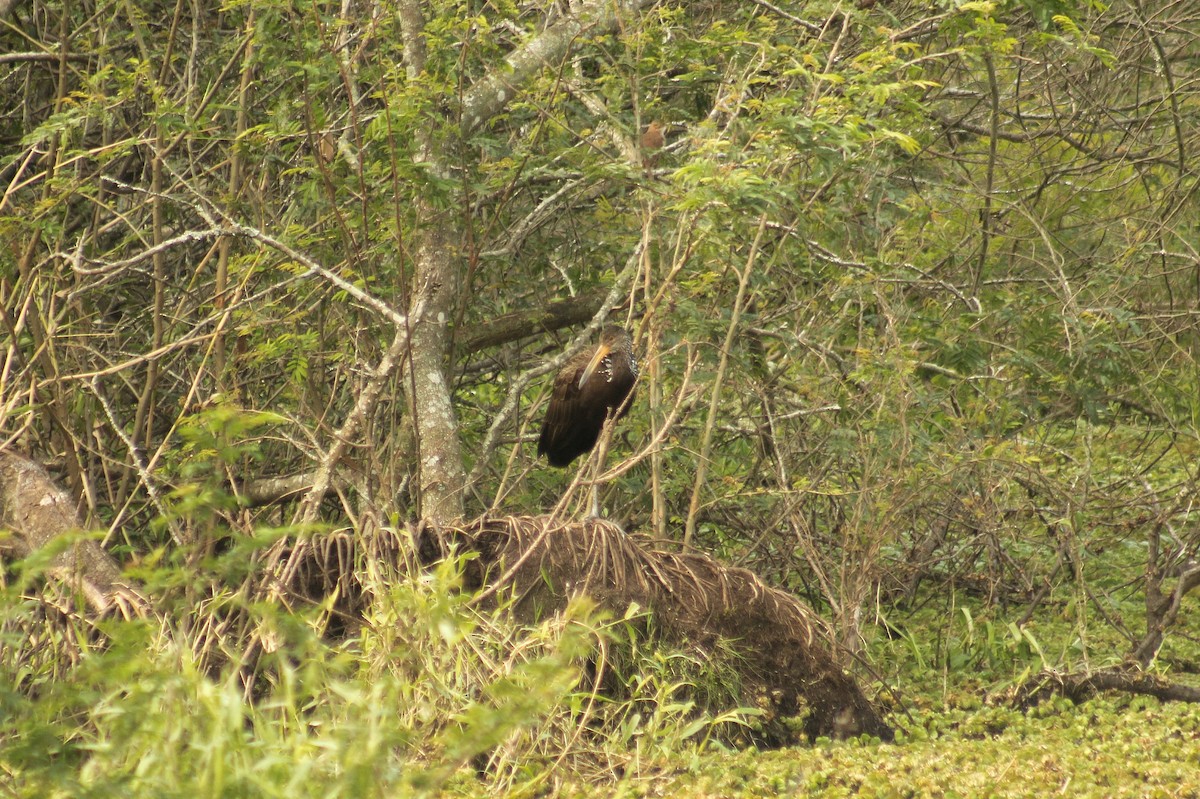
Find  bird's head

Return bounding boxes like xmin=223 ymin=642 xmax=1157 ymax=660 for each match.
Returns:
xmin=580 ymin=326 xmax=631 ymax=388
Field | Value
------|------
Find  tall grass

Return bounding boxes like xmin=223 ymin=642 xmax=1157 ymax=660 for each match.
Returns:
xmin=0 ymin=541 xmax=750 ymax=798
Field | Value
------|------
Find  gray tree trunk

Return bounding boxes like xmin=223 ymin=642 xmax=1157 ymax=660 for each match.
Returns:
xmin=399 ymin=0 xmax=658 ymax=521
xmin=0 ymin=451 xmax=144 ymax=615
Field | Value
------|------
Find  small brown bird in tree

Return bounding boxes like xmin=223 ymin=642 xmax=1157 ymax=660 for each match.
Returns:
xmin=538 ymin=326 xmax=638 ymax=469
xmin=641 ymin=121 xmax=665 ymax=151
xmin=640 ymin=121 xmax=664 ymax=169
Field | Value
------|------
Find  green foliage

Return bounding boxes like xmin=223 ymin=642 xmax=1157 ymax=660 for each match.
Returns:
xmin=0 ymin=541 xmax=770 ymax=798
xmin=6 ymin=0 xmax=1200 ymax=793
xmin=0 ymin=557 xmax=516 ymax=795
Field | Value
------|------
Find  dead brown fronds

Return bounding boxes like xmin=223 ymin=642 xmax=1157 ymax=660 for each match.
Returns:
xmin=417 ymin=514 xmax=893 ymax=742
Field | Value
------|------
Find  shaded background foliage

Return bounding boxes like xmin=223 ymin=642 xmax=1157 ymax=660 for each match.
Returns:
xmin=3 ymin=0 xmax=1200 ymax=724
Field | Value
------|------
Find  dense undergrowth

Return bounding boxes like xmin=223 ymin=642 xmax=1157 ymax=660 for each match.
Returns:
xmin=5 ymin=419 xmax=1200 ymax=797
xmin=0 ymin=546 xmax=757 ymax=798
xmin=3 ymin=501 xmax=1200 ymax=799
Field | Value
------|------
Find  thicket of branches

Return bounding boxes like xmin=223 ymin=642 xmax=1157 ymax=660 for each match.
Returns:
xmin=4 ymin=0 xmax=1200 ymax=745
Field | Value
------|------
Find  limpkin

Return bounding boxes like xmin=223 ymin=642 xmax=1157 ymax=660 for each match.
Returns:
xmin=538 ymin=325 xmax=638 ymax=515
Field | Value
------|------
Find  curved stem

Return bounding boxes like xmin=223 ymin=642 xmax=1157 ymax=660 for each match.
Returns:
xmin=683 ymin=215 xmax=767 ymax=547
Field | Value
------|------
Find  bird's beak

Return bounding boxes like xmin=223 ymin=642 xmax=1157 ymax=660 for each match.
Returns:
xmin=579 ymin=343 xmax=612 ymax=389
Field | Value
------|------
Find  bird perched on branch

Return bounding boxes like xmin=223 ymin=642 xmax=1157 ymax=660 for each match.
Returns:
xmin=640 ymin=121 xmax=664 ymax=170
xmin=538 ymin=326 xmax=638 ymax=468
xmin=641 ymin=120 xmax=664 ymax=151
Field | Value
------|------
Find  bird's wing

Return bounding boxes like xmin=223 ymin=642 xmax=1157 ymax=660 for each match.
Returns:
xmin=537 ymin=364 xmax=588 ymax=460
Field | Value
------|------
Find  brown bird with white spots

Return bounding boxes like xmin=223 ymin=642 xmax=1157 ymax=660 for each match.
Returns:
xmin=538 ymin=326 xmax=638 ymax=469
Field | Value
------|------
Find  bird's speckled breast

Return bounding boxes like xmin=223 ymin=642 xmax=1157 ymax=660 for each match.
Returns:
xmin=603 ymin=353 xmax=638 ymax=382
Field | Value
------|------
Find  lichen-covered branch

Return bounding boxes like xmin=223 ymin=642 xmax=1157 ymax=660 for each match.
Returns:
xmin=460 ymin=0 xmax=658 ymax=135
xmin=0 ymin=451 xmax=147 ymax=617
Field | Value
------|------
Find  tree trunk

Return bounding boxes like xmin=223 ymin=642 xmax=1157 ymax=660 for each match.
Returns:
xmin=410 ymin=216 xmax=467 ymax=520
xmin=399 ymin=0 xmax=658 ymax=522
xmin=0 ymin=451 xmax=145 ymax=616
